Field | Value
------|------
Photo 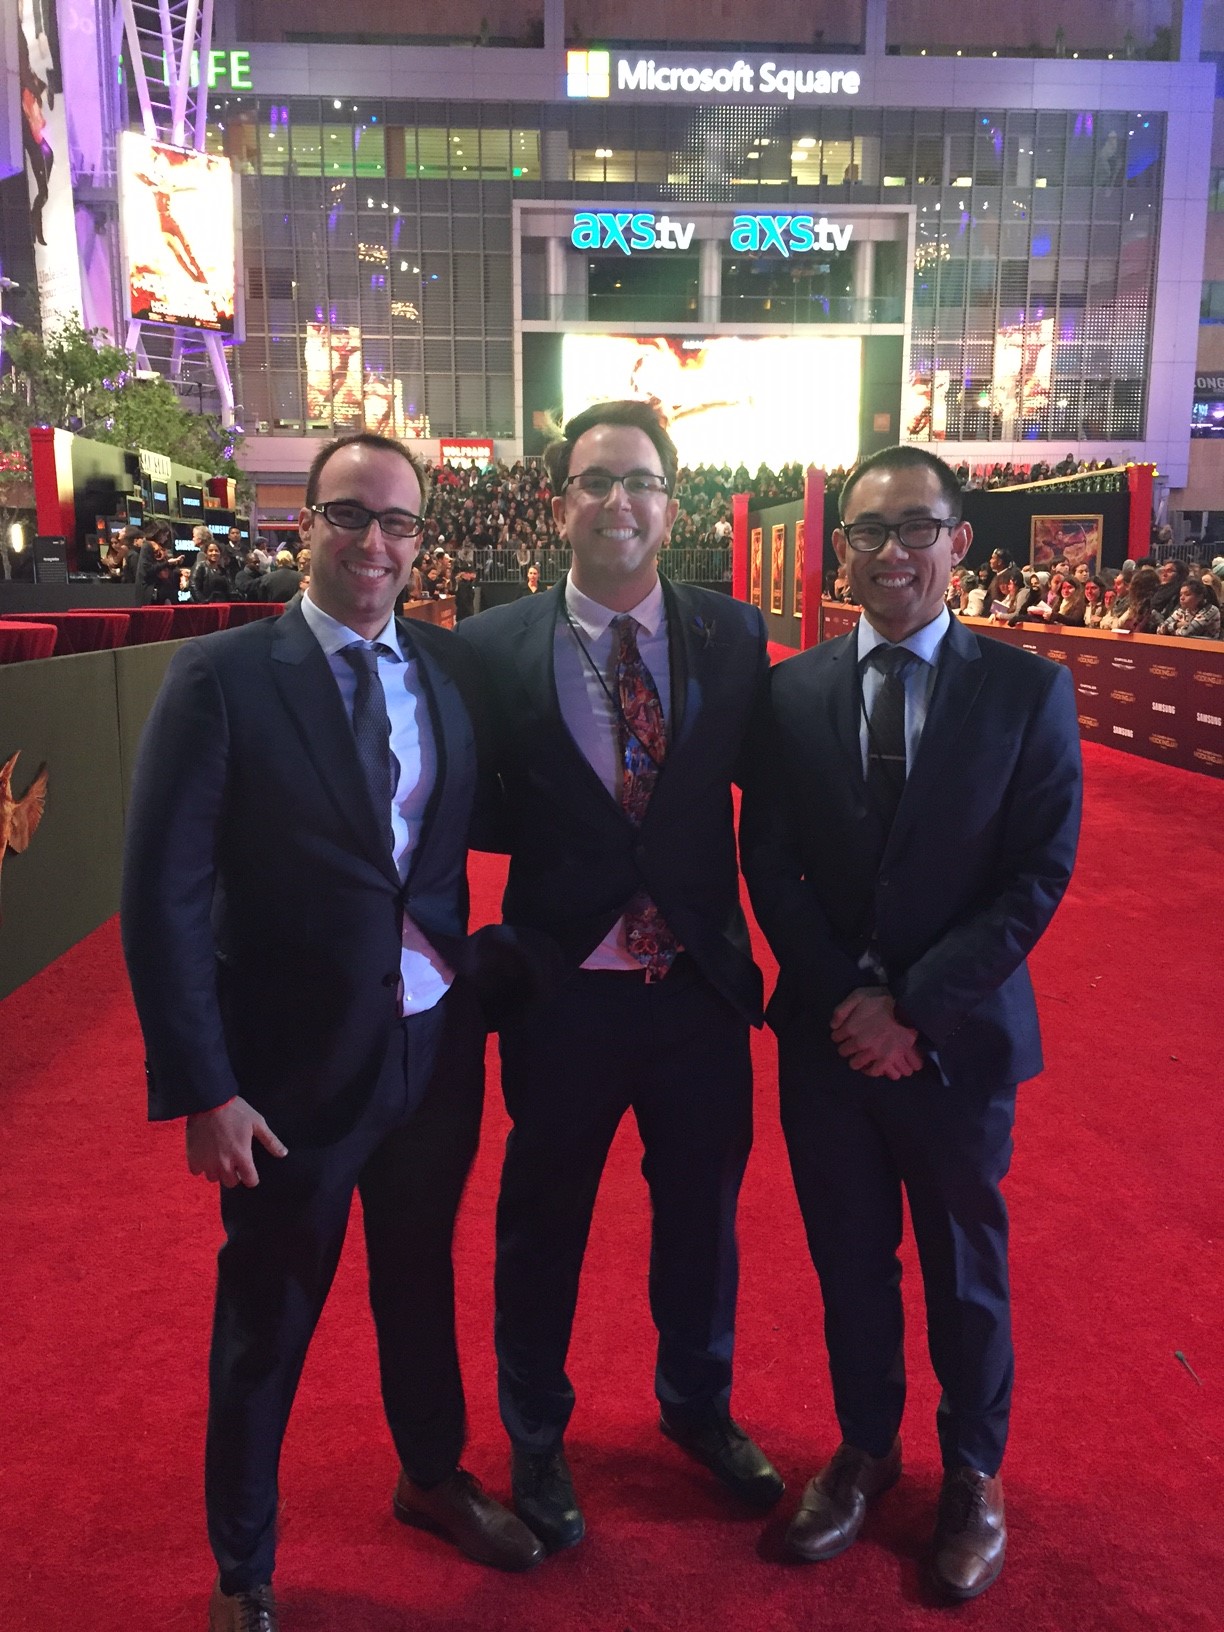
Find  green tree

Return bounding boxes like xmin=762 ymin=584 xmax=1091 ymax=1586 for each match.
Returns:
xmin=3 ymin=314 xmax=245 ymax=493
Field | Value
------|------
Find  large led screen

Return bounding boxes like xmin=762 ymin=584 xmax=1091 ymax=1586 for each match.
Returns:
xmin=119 ymin=134 xmax=235 ymax=332
xmin=561 ymin=335 xmax=861 ymax=471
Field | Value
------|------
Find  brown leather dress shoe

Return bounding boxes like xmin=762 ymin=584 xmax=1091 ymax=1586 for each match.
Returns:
xmin=929 ymin=1466 xmax=1006 ymax=1600
xmin=784 ymin=1437 xmax=902 ymax=1562
xmin=209 ymin=1580 xmax=278 ymax=1632
xmin=393 ymin=1467 xmax=545 ymax=1571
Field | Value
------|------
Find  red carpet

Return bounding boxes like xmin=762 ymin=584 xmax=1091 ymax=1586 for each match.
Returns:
xmin=1 ymin=742 xmax=1220 ymax=1631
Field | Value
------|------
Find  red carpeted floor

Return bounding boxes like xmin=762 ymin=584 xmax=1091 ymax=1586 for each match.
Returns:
xmin=1 ymin=742 xmax=1221 ymax=1632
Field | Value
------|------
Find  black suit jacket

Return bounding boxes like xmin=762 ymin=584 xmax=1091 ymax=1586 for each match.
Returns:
xmin=740 ymin=615 xmax=1082 ymax=1086
xmin=456 ymin=575 xmax=769 ymax=1025
xmin=121 ymin=600 xmax=491 ymax=1139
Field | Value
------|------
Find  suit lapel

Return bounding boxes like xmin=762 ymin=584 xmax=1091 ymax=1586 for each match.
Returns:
xmin=393 ymin=617 xmax=451 ymax=887
xmin=269 ymin=601 xmax=400 ymax=885
xmin=660 ymin=575 xmax=693 ymax=749
xmin=826 ymin=629 xmax=869 ymax=791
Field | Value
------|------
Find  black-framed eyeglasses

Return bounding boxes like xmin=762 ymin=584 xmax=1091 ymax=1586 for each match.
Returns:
xmin=561 ymin=469 xmax=671 ymax=499
xmin=842 ymin=517 xmax=959 ymax=553
xmin=309 ymin=500 xmax=424 ymax=539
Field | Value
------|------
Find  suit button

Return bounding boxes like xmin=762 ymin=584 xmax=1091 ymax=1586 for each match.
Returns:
xmin=633 ymin=842 xmax=648 ymax=864
xmin=879 ymin=878 xmax=891 ymax=889
xmin=382 ymin=972 xmax=398 ymax=988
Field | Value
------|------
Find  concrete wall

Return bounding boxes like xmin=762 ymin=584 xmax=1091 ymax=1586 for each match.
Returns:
xmin=0 ymin=642 xmax=179 ymax=1000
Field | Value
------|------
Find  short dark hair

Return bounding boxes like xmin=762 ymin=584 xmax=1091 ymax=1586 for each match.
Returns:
xmin=543 ymin=400 xmax=678 ymax=496
xmin=304 ymin=432 xmax=431 ymax=512
xmin=838 ymin=445 xmax=963 ymax=524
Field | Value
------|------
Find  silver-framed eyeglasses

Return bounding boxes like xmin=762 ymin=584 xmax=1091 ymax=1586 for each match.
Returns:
xmin=842 ymin=517 xmax=959 ymax=553
xmin=561 ymin=469 xmax=671 ymax=499
xmin=309 ymin=500 xmax=425 ymax=539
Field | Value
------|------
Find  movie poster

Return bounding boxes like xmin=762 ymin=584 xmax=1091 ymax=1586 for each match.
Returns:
xmin=119 ymin=133 xmax=235 ymax=332
xmin=1030 ymin=514 xmax=1104 ymax=573
xmin=793 ymin=520 xmax=805 ymax=620
xmin=992 ymin=318 xmax=1054 ymax=425
xmin=770 ymin=524 xmax=786 ymax=615
xmin=903 ymin=368 xmax=950 ymax=440
xmin=749 ymin=527 xmax=763 ymax=608
xmin=303 ymin=323 xmax=422 ymax=436
xmin=17 ymin=0 xmax=84 ymax=332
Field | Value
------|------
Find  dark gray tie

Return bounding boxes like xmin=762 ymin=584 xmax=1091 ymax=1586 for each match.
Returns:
xmin=864 ymin=645 xmax=915 ymax=832
xmin=340 ymin=641 xmax=400 ymax=854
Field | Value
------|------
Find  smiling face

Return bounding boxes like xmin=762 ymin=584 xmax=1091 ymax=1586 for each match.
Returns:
xmin=552 ymin=423 xmax=679 ymax=610
xmin=299 ymin=442 xmax=420 ymax=637
xmin=834 ymin=462 xmax=971 ymax=642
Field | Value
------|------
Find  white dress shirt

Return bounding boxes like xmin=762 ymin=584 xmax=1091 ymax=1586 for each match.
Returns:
xmin=301 ymin=593 xmax=453 ymax=1015
xmin=554 ymin=574 xmax=671 ymax=971
xmin=855 ymin=605 xmax=950 ymax=779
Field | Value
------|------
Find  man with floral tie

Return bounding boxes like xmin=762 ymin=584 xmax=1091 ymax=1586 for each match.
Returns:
xmin=458 ymin=400 xmax=780 ymax=1552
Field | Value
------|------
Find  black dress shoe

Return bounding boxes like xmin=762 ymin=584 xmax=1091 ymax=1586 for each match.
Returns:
xmin=209 ymin=1580 xmax=278 ymax=1632
xmin=929 ymin=1466 xmax=1006 ymax=1600
xmin=510 ymin=1447 xmax=585 ymax=1551
xmin=785 ymin=1438 xmax=902 ymax=1562
xmin=393 ymin=1467 xmax=545 ymax=1571
xmin=660 ymin=1414 xmax=785 ymax=1510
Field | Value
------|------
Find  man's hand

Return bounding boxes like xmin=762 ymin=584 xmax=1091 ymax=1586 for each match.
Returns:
xmin=830 ymin=987 xmax=924 ymax=1081
xmin=185 ymin=1097 xmax=288 ymax=1187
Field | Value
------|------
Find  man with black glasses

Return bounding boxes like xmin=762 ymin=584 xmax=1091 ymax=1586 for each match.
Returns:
xmin=741 ymin=445 xmax=1082 ymax=1602
xmin=122 ymin=433 xmax=543 ymax=1632
xmin=457 ymin=400 xmax=781 ymax=1555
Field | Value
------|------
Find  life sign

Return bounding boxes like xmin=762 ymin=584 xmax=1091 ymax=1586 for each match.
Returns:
xmin=571 ymin=212 xmax=697 ymax=254
xmin=729 ymin=215 xmax=855 ymax=256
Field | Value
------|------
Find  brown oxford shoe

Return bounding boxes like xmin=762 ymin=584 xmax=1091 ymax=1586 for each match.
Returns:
xmin=929 ymin=1466 xmax=1006 ymax=1601
xmin=784 ymin=1437 xmax=902 ymax=1562
xmin=208 ymin=1580 xmax=278 ymax=1632
xmin=393 ymin=1467 xmax=545 ymax=1571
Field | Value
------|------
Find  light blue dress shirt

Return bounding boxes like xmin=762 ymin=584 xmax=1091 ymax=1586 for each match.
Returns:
xmin=301 ymin=592 xmax=452 ymax=1014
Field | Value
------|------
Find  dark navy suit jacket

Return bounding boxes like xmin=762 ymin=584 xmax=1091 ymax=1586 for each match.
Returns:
xmin=121 ymin=599 xmax=490 ymax=1139
xmin=456 ymin=575 xmax=770 ymax=1026
xmin=740 ymin=615 xmax=1083 ymax=1086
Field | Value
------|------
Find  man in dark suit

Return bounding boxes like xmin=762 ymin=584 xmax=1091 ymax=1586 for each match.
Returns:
xmin=121 ymin=433 xmax=543 ymax=1632
xmin=741 ymin=445 xmax=1081 ymax=1601
xmin=457 ymin=400 xmax=782 ymax=1553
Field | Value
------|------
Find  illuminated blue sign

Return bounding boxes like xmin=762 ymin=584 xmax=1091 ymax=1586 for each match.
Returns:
xmin=571 ymin=211 xmax=697 ymax=253
xmin=729 ymin=215 xmax=854 ymax=257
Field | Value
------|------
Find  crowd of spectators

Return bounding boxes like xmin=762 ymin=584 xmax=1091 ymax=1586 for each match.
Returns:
xmin=830 ymin=545 xmax=1224 ymax=640
xmin=414 ymin=455 xmax=806 ymax=560
xmin=95 ymin=453 xmax=1217 ymax=634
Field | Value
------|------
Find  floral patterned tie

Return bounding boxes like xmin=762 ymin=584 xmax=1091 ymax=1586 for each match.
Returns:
xmin=613 ymin=614 xmax=681 ymax=981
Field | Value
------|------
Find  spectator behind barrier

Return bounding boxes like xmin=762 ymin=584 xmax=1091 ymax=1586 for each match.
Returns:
xmin=1157 ymin=576 xmax=1221 ymax=639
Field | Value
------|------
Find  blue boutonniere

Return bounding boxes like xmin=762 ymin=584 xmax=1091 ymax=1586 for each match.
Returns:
xmin=692 ymin=614 xmax=716 ymax=650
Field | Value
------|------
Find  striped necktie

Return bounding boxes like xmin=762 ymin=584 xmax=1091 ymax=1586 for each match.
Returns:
xmin=340 ymin=641 xmax=400 ymax=854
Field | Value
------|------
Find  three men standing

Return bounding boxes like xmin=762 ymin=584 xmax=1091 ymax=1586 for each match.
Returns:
xmin=458 ymin=401 xmax=782 ymax=1547
xmin=742 ymin=445 xmax=1081 ymax=1599
xmin=124 ymin=420 xmax=1078 ymax=1620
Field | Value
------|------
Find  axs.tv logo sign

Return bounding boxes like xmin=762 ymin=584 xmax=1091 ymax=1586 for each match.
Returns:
xmin=571 ymin=211 xmax=697 ymax=252
xmin=571 ymin=210 xmax=855 ymax=257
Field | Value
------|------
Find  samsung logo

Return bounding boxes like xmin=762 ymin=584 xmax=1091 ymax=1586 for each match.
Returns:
xmin=1112 ymin=726 xmax=1134 ymax=738
xmin=1197 ymin=712 xmax=1222 ymax=727
xmin=1152 ymin=702 xmax=1175 ymax=715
